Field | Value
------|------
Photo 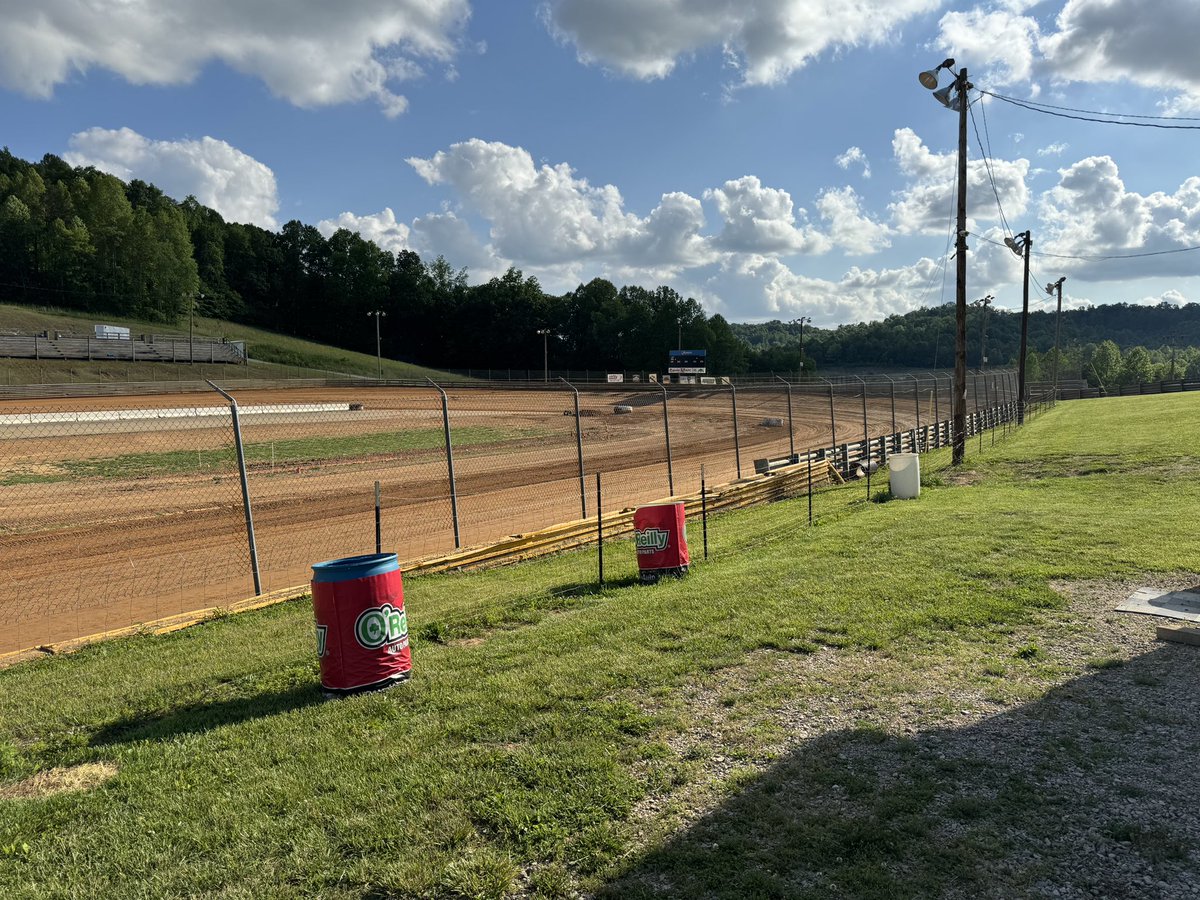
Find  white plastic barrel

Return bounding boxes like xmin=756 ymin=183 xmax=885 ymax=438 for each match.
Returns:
xmin=889 ymin=453 xmax=921 ymax=499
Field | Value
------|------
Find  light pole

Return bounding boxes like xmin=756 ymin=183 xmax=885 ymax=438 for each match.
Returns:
xmin=677 ymin=318 xmax=683 ymax=351
xmin=367 ymin=310 xmax=386 ymax=380
xmin=1047 ymin=277 xmax=1066 ymax=402
xmin=191 ymin=291 xmax=202 ymax=365
xmin=972 ymin=294 xmax=994 ymax=369
xmin=791 ymin=316 xmax=811 ymax=379
xmin=536 ymin=328 xmax=551 ymax=382
xmin=919 ymin=57 xmax=971 ymax=465
xmin=1005 ymin=231 xmax=1032 ymax=423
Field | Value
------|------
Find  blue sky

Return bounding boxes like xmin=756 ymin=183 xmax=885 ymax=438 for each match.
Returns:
xmin=2 ymin=0 xmax=1198 ymax=325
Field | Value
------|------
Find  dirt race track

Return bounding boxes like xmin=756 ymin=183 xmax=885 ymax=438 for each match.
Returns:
xmin=0 ymin=383 xmax=939 ymax=654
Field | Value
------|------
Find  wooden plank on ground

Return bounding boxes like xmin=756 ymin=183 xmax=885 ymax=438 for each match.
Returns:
xmin=1157 ymin=625 xmax=1200 ymax=647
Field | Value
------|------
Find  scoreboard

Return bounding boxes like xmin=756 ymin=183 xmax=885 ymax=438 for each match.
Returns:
xmin=668 ymin=349 xmax=707 ymax=374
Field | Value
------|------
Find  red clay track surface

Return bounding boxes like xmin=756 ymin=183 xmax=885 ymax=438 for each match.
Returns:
xmin=0 ymin=384 xmax=936 ymax=653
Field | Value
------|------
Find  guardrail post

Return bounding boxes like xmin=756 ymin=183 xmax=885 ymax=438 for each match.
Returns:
xmin=206 ymin=381 xmax=261 ymax=595
xmin=427 ymin=378 xmax=462 ymax=549
xmin=559 ymin=377 xmax=588 ymax=517
xmin=659 ymin=381 xmax=675 ymax=495
xmin=774 ymin=375 xmax=795 ymax=459
xmin=730 ymin=382 xmax=742 ymax=479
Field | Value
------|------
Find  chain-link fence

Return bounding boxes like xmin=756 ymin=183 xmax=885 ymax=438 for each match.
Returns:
xmin=0 ymin=370 xmax=1020 ymax=654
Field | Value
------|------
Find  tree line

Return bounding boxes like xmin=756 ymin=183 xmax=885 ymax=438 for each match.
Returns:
xmin=2 ymin=148 xmax=1197 ymax=382
xmin=734 ymin=303 xmax=1200 ymax=386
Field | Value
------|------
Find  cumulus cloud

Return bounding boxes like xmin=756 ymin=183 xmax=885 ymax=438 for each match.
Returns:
xmin=410 ymin=211 xmax=508 ymax=280
xmin=816 ymin=187 xmax=892 ymax=256
xmin=936 ymin=7 xmax=1040 ymax=85
xmin=1040 ymin=0 xmax=1200 ymax=108
xmin=541 ymin=0 xmax=938 ymax=86
xmin=935 ymin=0 xmax=1200 ymax=109
xmin=835 ymin=146 xmax=871 ymax=179
xmin=1038 ymin=155 xmax=1200 ymax=279
xmin=705 ymin=176 xmax=829 ymax=254
xmin=1037 ymin=142 xmax=1069 ymax=157
xmin=888 ymin=127 xmax=1030 ymax=234
xmin=317 ymin=208 xmax=412 ymax=253
xmin=64 ymin=127 xmax=279 ymax=228
xmin=0 ymin=0 xmax=470 ymax=116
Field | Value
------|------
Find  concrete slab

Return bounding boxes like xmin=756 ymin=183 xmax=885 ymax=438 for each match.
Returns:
xmin=1117 ymin=586 xmax=1200 ymax=623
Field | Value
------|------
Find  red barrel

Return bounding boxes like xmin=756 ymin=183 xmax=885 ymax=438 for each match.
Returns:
xmin=634 ymin=502 xmax=690 ymax=583
xmin=311 ymin=552 xmax=411 ymax=694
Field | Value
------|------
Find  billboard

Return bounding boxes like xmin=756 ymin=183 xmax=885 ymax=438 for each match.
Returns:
xmin=668 ymin=349 xmax=707 ymax=374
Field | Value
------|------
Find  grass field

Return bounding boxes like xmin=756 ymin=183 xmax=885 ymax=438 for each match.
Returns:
xmin=0 ymin=304 xmax=460 ymax=383
xmin=0 ymin=393 xmax=1198 ymax=897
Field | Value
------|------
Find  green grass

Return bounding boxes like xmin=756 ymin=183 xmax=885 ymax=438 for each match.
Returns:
xmin=0 ymin=303 xmax=463 ymax=384
xmin=10 ymin=425 xmax=549 ymax=483
xmin=0 ymin=392 xmax=1198 ymax=897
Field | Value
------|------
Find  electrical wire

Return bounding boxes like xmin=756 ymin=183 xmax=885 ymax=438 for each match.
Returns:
xmin=979 ymin=89 xmax=1200 ymax=121
xmin=978 ymin=89 xmax=1200 ymax=130
xmin=975 ymin=233 xmax=1200 ymax=262
xmin=969 ymin=95 xmax=1014 ymax=239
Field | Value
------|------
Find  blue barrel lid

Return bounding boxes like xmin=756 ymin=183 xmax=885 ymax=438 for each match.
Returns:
xmin=312 ymin=552 xmax=399 ymax=583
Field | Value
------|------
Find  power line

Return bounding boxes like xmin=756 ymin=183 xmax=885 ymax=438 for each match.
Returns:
xmin=969 ymin=95 xmax=1014 ymax=238
xmin=979 ymin=89 xmax=1200 ymax=130
xmin=975 ymin=233 xmax=1200 ymax=262
xmin=979 ymin=89 xmax=1200 ymax=121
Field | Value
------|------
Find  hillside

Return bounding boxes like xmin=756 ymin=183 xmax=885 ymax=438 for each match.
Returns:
xmin=0 ymin=303 xmax=462 ymax=384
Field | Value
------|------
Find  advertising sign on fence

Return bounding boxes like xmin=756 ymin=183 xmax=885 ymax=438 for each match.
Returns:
xmin=606 ymin=373 xmax=624 ymax=383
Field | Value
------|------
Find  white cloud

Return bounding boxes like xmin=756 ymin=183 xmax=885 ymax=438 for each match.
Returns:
xmin=1037 ymin=142 xmax=1069 ymax=157
xmin=835 ymin=146 xmax=871 ymax=179
xmin=410 ymin=211 xmax=508 ymax=280
xmin=1038 ymin=155 xmax=1200 ymax=279
xmin=541 ymin=0 xmax=939 ymax=87
xmin=705 ymin=176 xmax=829 ymax=254
xmin=0 ymin=0 xmax=469 ymax=116
xmin=317 ymin=208 xmax=412 ymax=253
xmin=888 ymin=127 xmax=1030 ymax=234
xmin=816 ymin=187 xmax=892 ymax=256
xmin=1040 ymin=0 xmax=1200 ymax=108
xmin=936 ymin=8 xmax=1040 ymax=85
xmin=64 ymin=127 xmax=279 ymax=228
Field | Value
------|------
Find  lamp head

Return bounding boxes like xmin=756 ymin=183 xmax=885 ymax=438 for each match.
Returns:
xmin=918 ymin=58 xmax=956 ymax=90
xmin=933 ymin=83 xmax=962 ymax=110
xmin=1004 ymin=237 xmax=1019 ymax=253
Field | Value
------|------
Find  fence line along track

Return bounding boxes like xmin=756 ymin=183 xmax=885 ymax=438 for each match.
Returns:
xmin=0 ymin=371 xmax=1020 ymax=655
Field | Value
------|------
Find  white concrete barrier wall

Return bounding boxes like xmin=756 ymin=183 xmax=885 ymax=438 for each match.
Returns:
xmin=0 ymin=403 xmax=351 ymax=427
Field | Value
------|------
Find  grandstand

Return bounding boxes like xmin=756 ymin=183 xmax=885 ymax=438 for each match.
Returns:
xmin=0 ymin=330 xmax=246 ymax=364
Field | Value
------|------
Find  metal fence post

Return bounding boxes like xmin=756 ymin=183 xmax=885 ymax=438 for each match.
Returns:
xmin=973 ymin=371 xmax=982 ymax=452
xmin=908 ymin=374 xmax=921 ymax=451
xmin=821 ymin=378 xmax=837 ymax=466
xmin=206 ymin=381 xmax=261 ymax=595
xmin=774 ymin=375 xmax=795 ymax=459
xmin=559 ymin=377 xmax=588 ymax=517
xmin=659 ymin=381 xmax=675 ymax=496
xmin=730 ymin=382 xmax=742 ymax=479
xmin=427 ymin=378 xmax=461 ymax=549
xmin=853 ymin=375 xmax=869 ymax=462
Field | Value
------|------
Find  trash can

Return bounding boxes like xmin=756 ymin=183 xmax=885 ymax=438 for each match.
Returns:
xmin=889 ymin=453 xmax=921 ymax=499
xmin=311 ymin=552 xmax=411 ymax=695
xmin=634 ymin=502 xmax=690 ymax=584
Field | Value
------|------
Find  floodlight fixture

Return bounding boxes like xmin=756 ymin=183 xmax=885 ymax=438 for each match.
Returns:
xmin=918 ymin=58 xmax=956 ymax=89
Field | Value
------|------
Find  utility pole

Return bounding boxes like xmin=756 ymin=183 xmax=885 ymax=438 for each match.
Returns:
xmin=367 ymin=310 xmax=386 ymax=380
xmin=1047 ymin=277 xmax=1066 ymax=402
xmin=677 ymin=319 xmax=683 ymax=351
xmin=536 ymin=328 xmax=551 ymax=382
xmin=973 ymin=294 xmax=994 ymax=369
xmin=791 ymin=316 xmax=811 ymax=379
xmin=191 ymin=292 xmax=202 ymax=365
xmin=919 ymin=57 xmax=971 ymax=464
xmin=1006 ymin=231 xmax=1032 ymax=423
xmin=952 ymin=66 xmax=971 ymax=465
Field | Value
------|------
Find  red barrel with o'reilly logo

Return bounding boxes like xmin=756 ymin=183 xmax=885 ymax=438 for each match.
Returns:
xmin=633 ymin=502 xmax=690 ymax=583
xmin=311 ymin=552 xmax=411 ymax=694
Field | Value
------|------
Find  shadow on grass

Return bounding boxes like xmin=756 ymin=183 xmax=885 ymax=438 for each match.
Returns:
xmin=90 ymin=683 xmax=324 ymax=747
xmin=597 ymin=644 xmax=1199 ymax=899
